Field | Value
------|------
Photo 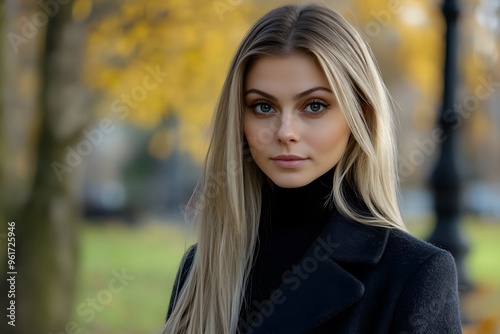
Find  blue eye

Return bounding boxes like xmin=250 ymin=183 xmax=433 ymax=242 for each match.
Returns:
xmin=253 ymin=103 xmax=274 ymax=114
xmin=305 ymin=102 xmax=326 ymax=113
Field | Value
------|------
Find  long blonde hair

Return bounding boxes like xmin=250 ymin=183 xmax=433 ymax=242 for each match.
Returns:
xmin=163 ymin=3 xmax=405 ymax=333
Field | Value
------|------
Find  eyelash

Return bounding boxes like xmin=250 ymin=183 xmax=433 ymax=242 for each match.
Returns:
xmin=304 ymin=99 xmax=330 ymax=116
xmin=248 ymin=99 xmax=330 ymax=116
xmin=247 ymin=100 xmax=273 ymax=115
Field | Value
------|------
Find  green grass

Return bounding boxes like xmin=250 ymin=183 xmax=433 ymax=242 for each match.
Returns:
xmin=72 ymin=216 xmax=500 ymax=333
xmin=73 ymin=221 xmax=196 ymax=334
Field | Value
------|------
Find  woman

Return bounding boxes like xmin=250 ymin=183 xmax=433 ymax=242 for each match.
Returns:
xmin=162 ymin=3 xmax=462 ymax=334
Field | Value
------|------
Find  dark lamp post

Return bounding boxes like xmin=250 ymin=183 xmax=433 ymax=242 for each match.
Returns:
xmin=427 ymin=0 xmax=472 ymax=293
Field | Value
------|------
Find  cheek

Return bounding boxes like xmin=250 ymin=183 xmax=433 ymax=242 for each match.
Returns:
xmin=244 ymin=117 xmax=263 ymax=158
xmin=244 ymin=116 xmax=273 ymax=151
xmin=309 ymin=122 xmax=351 ymax=155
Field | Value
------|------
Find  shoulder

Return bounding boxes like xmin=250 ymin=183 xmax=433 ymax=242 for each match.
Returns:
xmin=184 ymin=243 xmax=197 ymax=261
xmin=166 ymin=244 xmax=198 ymax=321
xmin=382 ymin=227 xmax=457 ymax=282
xmin=380 ymin=229 xmax=462 ymax=332
xmin=179 ymin=243 xmax=197 ymax=277
xmin=385 ymin=227 xmax=453 ymax=262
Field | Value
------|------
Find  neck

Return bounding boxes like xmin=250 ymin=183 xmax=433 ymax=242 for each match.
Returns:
xmin=260 ymin=168 xmax=335 ymax=230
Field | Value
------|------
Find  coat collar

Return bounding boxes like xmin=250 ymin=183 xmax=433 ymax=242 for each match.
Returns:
xmin=243 ymin=210 xmax=391 ymax=334
xmin=325 ymin=210 xmax=390 ymax=265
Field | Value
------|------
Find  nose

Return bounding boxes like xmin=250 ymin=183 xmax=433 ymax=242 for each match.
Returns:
xmin=276 ymin=113 xmax=299 ymax=144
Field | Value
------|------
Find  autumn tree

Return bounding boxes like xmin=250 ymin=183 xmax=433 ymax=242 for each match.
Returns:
xmin=0 ymin=0 xmax=87 ymax=332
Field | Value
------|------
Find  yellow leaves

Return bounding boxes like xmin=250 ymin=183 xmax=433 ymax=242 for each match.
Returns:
xmin=393 ymin=2 xmax=442 ymax=85
xmin=352 ymin=0 xmax=392 ymax=23
xmin=107 ymin=34 xmax=136 ymax=59
xmin=182 ymin=25 xmax=200 ymax=48
xmin=470 ymin=109 xmax=491 ymax=146
xmin=72 ymin=0 xmax=93 ymax=23
xmin=178 ymin=114 xmax=211 ymax=163
xmin=144 ymin=1 xmax=169 ymax=22
xmin=82 ymin=0 xmax=253 ymax=160
xmin=405 ymin=46 xmax=442 ymax=100
xmin=96 ymin=15 xmax=121 ymax=35
xmin=121 ymin=3 xmax=144 ymax=22
xmin=85 ymin=67 xmax=120 ymax=92
xmin=130 ymin=22 xmax=150 ymax=41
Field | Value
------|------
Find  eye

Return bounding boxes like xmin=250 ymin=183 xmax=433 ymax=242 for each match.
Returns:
xmin=304 ymin=100 xmax=328 ymax=114
xmin=251 ymin=102 xmax=275 ymax=114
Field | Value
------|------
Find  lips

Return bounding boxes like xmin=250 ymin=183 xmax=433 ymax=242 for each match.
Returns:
xmin=271 ymin=154 xmax=308 ymax=168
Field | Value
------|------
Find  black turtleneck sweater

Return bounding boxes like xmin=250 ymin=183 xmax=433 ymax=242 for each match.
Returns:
xmin=240 ymin=168 xmax=336 ymax=324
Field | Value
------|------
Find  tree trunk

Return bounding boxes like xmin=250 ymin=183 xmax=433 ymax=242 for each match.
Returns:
xmin=1 ymin=0 xmax=87 ymax=333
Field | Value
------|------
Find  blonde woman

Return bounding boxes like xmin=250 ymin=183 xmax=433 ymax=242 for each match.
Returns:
xmin=162 ymin=3 xmax=462 ymax=334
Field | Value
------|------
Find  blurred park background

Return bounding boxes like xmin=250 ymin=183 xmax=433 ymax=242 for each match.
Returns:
xmin=0 ymin=0 xmax=499 ymax=333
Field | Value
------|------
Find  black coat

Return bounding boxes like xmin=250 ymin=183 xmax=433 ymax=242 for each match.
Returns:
xmin=166 ymin=210 xmax=462 ymax=333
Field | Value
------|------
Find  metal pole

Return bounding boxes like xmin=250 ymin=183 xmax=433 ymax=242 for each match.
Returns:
xmin=427 ymin=0 xmax=472 ymax=293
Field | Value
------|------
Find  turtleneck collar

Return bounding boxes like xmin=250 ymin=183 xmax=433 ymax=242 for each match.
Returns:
xmin=242 ymin=167 xmax=338 ymax=322
xmin=260 ymin=167 xmax=336 ymax=231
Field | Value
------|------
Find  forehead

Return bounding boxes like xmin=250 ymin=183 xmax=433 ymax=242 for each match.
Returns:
xmin=244 ymin=53 xmax=330 ymax=93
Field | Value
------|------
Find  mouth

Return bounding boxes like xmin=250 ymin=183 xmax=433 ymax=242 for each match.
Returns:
xmin=271 ymin=155 xmax=308 ymax=168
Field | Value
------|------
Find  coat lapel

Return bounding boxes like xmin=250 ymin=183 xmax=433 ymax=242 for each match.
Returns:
xmin=247 ymin=210 xmax=390 ymax=334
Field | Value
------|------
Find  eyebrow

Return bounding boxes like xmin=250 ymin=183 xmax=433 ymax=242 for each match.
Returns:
xmin=244 ymin=86 xmax=333 ymax=101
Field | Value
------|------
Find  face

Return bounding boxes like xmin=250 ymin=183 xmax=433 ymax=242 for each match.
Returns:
xmin=243 ymin=53 xmax=351 ymax=188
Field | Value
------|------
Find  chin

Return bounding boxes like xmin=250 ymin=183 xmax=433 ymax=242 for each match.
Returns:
xmin=268 ymin=174 xmax=314 ymax=189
